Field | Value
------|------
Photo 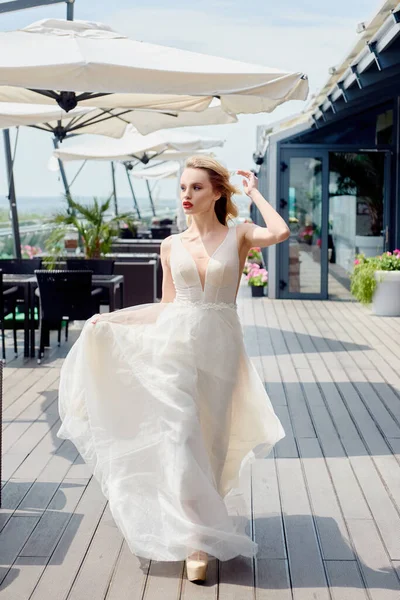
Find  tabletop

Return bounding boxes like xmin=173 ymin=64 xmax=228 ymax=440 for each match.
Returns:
xmin=2 ymin=274 xmax=123 ymax=284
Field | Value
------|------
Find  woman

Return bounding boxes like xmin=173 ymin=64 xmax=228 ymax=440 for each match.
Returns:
xmin=57 ymin=155 xmax=288 ymax=584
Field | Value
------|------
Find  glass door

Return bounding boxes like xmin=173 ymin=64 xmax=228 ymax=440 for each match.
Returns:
xmin=328 ymin=151 xmax=389 ymax=299
xmin=279 ymin=149 xmax=328 ymax=299
xmin=278 ymin=147 xmax=390 ymax=300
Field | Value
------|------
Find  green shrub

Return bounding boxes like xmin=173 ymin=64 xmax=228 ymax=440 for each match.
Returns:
xmin=350 ymin=250 xmax=400 ymax=305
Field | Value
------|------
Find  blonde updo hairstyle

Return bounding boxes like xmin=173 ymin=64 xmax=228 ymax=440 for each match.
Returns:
xmin=183 ymin=155 xmax=240 ymax=226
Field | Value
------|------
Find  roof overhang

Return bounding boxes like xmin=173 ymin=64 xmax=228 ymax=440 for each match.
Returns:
xmin=312 ymin=1 xmax=400 ymax=126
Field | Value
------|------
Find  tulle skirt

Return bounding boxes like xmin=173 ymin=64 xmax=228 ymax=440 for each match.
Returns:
xmin=57 ymin=299 xmax=285 ymax=562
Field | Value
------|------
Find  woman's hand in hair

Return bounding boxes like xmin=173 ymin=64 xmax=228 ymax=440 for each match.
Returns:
xmin=237 ymin=170 xmax=258 ymax=197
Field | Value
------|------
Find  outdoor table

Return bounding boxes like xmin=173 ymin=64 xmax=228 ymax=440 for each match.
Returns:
xmin=91 ymin=274 xmax=124 ymax=313
xmin=2 ymin=273 xmax=124 ymax=358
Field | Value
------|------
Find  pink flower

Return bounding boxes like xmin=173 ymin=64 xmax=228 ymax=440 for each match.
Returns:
xmin=354 ymin=259 xmax=360 ymax=265
xmin=387 ymin=251 xmax=392 ymax=256
xmin=394 ymin=249 xmax=400 ymax=255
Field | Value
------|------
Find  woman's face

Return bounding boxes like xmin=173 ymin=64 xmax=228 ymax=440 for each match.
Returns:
xmin=180 ymin=168 xmax=220 ymax=215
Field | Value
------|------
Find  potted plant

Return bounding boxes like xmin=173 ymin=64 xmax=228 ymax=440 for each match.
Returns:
xmin=119 ymin=219 xmax=139 ymax=239
xmin=247 ymin=246 xmax=263 ymax=264
xmin=243 ymin=246 xmax=264 ymax=275
xmin=44 ymin=195 xmax=137 ymax=268
xmin=350 ymin=249 xmax=400 ymax=316
xmin=245 ymin=263 xmax=268 ymax=297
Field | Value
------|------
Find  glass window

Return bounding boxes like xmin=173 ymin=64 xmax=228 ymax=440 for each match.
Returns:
xmin=328 ymin=152 xmax=385 ymax=296
xmin=376 ymin=109 xmax=393 ymax=145
xmin=287 ymin=157 xmax=322 ymax=294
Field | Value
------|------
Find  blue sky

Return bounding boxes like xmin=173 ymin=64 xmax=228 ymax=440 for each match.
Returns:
xmin=0 ymin=0 xmax=384 ymax=203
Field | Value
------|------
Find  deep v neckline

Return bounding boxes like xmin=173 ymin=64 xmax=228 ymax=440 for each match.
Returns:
xmin=179 ymin=226 xmax=232 ymax=293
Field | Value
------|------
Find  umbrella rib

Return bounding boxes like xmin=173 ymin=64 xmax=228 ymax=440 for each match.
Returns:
xmin=75 ymin=92 xmax=112 ymax=101
xmin=64 ymin=111 xmax=130 ymax=133
xmin=29 ymin=123 xmax=53 ymax=133
xmin=27 ymin=88 xmax=59 ymax=101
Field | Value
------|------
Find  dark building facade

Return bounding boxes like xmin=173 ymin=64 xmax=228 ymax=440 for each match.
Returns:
xmin=256 ymin=4 xmax=400 ymax=300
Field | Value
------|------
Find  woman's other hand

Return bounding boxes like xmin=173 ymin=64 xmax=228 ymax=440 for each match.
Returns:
xmin=237 ymin=170 xmax=258 ymax=197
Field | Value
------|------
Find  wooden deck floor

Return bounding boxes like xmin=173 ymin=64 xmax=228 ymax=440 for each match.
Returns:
xmin=1 ymin=284 xmax=400 ymax=599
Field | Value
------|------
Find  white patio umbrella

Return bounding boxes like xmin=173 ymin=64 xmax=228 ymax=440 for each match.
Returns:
xmin=52 ymin=128 xmax=224 ymax=224
xmin=0 ymin=98 xmax=237 ymax=139
xmin=52 ymin=124 xmax=225 ymax=163
xmin=0 ymin=18 xmax=308 ymax=115
xmin=129 ymin=162 xmax=181 ymax=180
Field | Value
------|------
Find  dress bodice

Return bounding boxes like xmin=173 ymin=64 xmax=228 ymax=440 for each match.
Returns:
xmin=170 ymin=224 xmax=240 ymax=307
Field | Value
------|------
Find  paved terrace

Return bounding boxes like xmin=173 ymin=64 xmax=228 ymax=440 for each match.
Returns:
xmin=1 ymin=282 xmax=400 ymax=600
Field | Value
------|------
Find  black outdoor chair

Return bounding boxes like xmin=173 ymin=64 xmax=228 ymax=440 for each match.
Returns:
xmin=66 ymin=259 xmax=115 ymax=308
xmin=66 ymin=259 xmax=114 ymax=274
xmin=0 ymin=270 xmax=19 ymax=361
xmin=0 ymin=257 xmax=43 ymax=314
xmin=35 ymin=270 xmax=102 ymax=363
xmin=0 ymin=258 xmax=43 ymax=274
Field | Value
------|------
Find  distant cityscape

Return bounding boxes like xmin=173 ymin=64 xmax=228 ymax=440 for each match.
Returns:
xmin=0 ymin=194 xmax=251 ymax=219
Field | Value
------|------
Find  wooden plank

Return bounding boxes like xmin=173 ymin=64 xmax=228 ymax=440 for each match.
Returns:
xmin=2 ymin=406 xmax=59 ymax=458
xmin=105 ymin=542 xmax=150 ymax=600
xmin=363 ymin=369 xmax=400 ymax=427
xmin=253 ymin=300 xmax=286 ymax=408
xmin=145 ymin=561 xmax=184 ymax=600
xmin=0 ymin=480 xmax=31 ymax=532
xmin=276 ymin=457 xmax=330 ymax=600
xmin=346 ymin=519 xmax=400 ymax=600
xmin=2 ymin=392 xmax=59 ymax=454
xmin=252 ymin=457 xmax=291 ymax=599
xmin=252 ymin=459 xmax=286 ymax=559
xmin=343 ymin=440 xmax=400 ymax=561
xmin=0 ymin=516 xmax=39 ymax=580
xmin=11 ymin=422 xmax=69 ymax=481
xmin=66 ymin=506 xmax=124 ymax=600
xmin=3 ymin=369 xmax=46 ymax=410
xmin=0 ymin=556 xmax=45 ymax=600
xmin=273 ymin=406 xmax=298 ymax=459
xmin=254 ymin=559 xmax=292 ymax=600
xmin=2 ymin=369 xmax=59 ymax=427
xmin=298 ymin=438 xmax=354 ymax=561
xmin=19 ymin=479 xmax=87 ymax=558
xmin=324 ymin=560 xmax=369 ymax=600
xmin=219 ymin=464 xmax=254 ymax=600
xmin=264 ymin=302 xmax=315 ymax=438
xmin=29 ymin=478 xmax=107 ymax=600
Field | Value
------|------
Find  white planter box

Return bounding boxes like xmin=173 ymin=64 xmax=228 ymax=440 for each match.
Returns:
xmin=355 ymin=235 xmax=384 ymax=258
xmin=372 ymin=270 xmax=400 ymax=316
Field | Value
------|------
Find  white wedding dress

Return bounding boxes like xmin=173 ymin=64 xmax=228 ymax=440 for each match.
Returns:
xmin=57 ymin=223 xmax=285 ymax=562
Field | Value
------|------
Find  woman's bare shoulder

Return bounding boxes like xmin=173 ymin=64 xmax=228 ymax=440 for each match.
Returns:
xmin=160 ymin=235 xmax=174 ymax=249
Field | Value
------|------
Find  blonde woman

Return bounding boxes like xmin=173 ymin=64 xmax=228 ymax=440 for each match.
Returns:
xmin=57 ymin=155 xmax=288 ymax=584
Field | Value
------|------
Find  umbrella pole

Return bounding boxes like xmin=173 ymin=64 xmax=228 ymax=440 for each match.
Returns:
xmin=66 ymin=0 xmax=74 ymax=20
xmin=124 ymin=165 xmax=142 ymax=220
xmin=3 ymin=129 xmax=22 ymax=259
xmin=52 ymin=137 xmax=74 ymax=215
xmin=111 ymin=162 xmax=118 ymax=215
xmin=146 ymin=180 xmax=156 ymax=217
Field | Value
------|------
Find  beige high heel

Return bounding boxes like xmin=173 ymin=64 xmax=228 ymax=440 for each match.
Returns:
xmin=186 ymin=550 xmax=208 ymax=583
